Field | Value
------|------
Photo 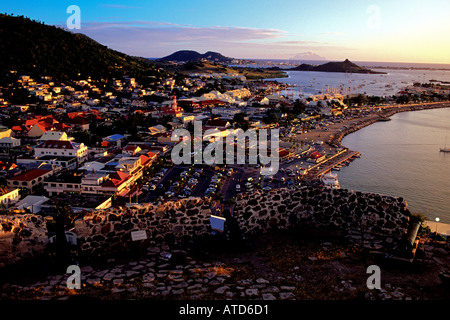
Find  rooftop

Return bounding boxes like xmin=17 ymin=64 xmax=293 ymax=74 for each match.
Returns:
xmin=8 ymin=169 xmax=51 ymax=182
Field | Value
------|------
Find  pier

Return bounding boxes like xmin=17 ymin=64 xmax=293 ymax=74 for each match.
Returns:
xmin=307 ymin=149 xmax=361 ymax=178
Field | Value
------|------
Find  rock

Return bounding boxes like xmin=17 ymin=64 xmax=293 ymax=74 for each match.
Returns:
xmin=81 ymin=266 xmax=94 ymax=273
xmin=308 ymin=256 xmax=318 ymax=261
xmin=280 ymin=286 xmax=295 ymax=291
xmin=256 ymin=278 xmax=269 ymax=284
xmin=113 ymin=278 xmax=124 ymax=285
xmin=279 ymin=292 xmax=295 ymax=300
xmin=103 ymin=273 xmax=115 ymax=281
xmin=262 ymin=293 xmax=276 ymax=300
xmin=111 ymin=288 xmax=125 ymax=294
xmin=245 ymin=288 xmax=259 ymax=297
xmin=86 ymin=278 xmax=101 ymax=286
xmin=214 ymin=286 xmax=229 ymax=294
xmin=172 ymin=289 xmax=185 ymax=295
xmin=204 ymin=271 xmax=216 ymax=279
xmin=434 ymin=248 xmax=448 ymax=255
xmin=262 ymin=286 xmax=280 ymax=293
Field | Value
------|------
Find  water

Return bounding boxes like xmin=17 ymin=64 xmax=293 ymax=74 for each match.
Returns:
xmin=337 ymin=107 xmax=450 ymax=224
xmin=271 ymin=68 xmax=450 ymax=97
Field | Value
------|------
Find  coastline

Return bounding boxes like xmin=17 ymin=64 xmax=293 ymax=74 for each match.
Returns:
xmin=331 ymin=101 xmax=450 ymax=148
xmin=292 ymin=101 xmax=450 ymax=149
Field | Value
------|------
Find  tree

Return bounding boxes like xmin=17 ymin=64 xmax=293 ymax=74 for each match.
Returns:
xmin=233 ymin=112 xmax=249 ymax=131
xmin=263 ymin=111 xmax=279 ymax=125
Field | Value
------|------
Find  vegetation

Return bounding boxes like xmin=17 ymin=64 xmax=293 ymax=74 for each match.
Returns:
xmin=0 ymin=14 xmax=164 ymax=83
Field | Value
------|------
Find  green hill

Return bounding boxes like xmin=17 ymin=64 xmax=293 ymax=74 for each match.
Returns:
xmin=0 ymin=14 xmax=162 ymax=82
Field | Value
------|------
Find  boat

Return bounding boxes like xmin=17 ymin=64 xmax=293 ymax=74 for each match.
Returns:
xmin=440 ymin=134 xmax=450 ymax=152
xmin=321 ymin=172 xmax=340 ymax=189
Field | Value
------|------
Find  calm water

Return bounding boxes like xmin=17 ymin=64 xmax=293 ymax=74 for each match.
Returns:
xmin=337 ymin=107 xmax=450 ymax=223
xmin=272 ymin=68 xmax=450 ymax=97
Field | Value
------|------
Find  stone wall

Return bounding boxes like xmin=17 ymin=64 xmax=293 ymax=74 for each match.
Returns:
xmin=74 ymin=198 xmax=214 ymax=257
xmin=0 ymin=214 xmax=48 ymax=267
xmin=234 ymin=186 xmax=410 ymax=242
xmin=0 ymin=186 xmax=412 ymax=266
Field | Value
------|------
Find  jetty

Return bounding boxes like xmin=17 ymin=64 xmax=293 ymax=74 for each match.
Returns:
xmin=306 ymin=149 xmax=361 ymax=178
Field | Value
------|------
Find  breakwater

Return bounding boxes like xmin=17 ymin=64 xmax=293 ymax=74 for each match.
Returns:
xmin=0 ymin=185 xmax=412 ymax=267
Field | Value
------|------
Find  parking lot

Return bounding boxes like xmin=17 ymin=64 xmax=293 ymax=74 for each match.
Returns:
xmin=139 ymin=165 xmax=226 ymax=202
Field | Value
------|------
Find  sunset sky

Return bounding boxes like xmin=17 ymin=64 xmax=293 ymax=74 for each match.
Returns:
xmin=3 ymin=0 xmax=450 ymax=63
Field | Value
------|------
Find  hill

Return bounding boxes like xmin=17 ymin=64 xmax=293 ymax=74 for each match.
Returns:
xmin=288 ymin=59 xmax=385 ymax=74
xmin=165 ymin=60 xmax=287 ymax=80
xmin=0 ymin=14 xmax=162 ymax=82
xmin=159 ymin=50 xmax=234 ymax=63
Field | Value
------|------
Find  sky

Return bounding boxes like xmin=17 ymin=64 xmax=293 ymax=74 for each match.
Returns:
xmin=2 ymin=0 xmax=450 ymax=64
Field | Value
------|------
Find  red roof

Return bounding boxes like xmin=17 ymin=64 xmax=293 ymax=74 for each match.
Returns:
xmin=279 ymin=149 xmax=291 ymax=158
xmin=11 ymin=126 xmax=23 ymax=131
xmin=8 ymin=169 xmax=51 ymax=182
xmin=310 ymin=151 xmax=323 ymax=159
xmin=102 ymin=171 xmax=130 ymax=188
xmin=139 ymin=154 xmax=150 ymax=165
xmin=101 ymin=141 xmax=112 ymax=147
xmin=36 ymin=140 xmax=76 ymax=149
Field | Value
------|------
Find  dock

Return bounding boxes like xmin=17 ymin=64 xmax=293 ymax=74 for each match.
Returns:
xmin=307 ymin=149 xmax=361 ymax=178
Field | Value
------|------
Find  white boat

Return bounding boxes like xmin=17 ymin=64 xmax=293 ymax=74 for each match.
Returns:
xmin=321 ymin=172 xmax=340 ymax=189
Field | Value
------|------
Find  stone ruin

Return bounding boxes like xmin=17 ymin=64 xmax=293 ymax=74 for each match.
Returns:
xmin=0 ymin=186 xmax=411 ymax=266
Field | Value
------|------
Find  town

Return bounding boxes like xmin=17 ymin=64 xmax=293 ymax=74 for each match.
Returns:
xmin=0 ymin=67 xmax=449 ymax=217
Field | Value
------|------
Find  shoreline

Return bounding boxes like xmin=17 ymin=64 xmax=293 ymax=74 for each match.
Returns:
xmin=292 ymin=101 xmax=450 ymax=156
xmin=331 ymin=101 xmax=450 ymax=148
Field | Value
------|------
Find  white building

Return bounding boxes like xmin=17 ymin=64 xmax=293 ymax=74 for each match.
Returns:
xmin=34 ymin=140 xmax=88 ymax=164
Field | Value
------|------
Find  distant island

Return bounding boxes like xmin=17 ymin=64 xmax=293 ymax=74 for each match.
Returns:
xmin=287 ymin=59 xmax=386 ymax=74
xmin=159 ymin=50 xmax=234 ymax=64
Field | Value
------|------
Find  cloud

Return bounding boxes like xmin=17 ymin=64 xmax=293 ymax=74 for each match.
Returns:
xmin=67 ymin=20 xmax=351 ymax=59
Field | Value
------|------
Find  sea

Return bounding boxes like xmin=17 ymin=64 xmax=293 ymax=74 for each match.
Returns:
xmin=339 ymin=107 xmax=450 ymax=224
xmin=265 ymin=62 xmax=450 ymax=224
xmin=258 ymin=60 xmax=450 ymax=97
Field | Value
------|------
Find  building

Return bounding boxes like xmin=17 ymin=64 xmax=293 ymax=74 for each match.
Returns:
xmin=7 ymin=169 xmax=53 ymax=193
xmin=0 ymin=188 xmax=20 ymax=207
xmin=44 ymin=170 xmax=83 ymax=196
xmin=14 ymin=195 xmax=50 ymax=213
xmin=34 ymin=140 xmax=88 ymax=165
xmin=211 ymin=107 xmax=242 ymax=117
xmin=39 ymin=131 xmax=69 ymax=141
xmin=102 ymin=134 xmax=126 ymax=148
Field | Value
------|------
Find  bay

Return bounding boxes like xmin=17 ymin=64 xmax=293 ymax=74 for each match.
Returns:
xmin=271 ymin=69 xmax=450 ymax=97
xmin=337 ymin=107 xmax=450 ymax=224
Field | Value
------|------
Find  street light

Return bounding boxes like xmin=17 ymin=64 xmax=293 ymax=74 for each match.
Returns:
xmin=435 ymin=217 xmax=440 ymax=234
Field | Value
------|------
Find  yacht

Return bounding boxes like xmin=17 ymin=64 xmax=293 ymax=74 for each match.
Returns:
xmin=441 ymin=134 xmax=450 ymax=152
xmin=321 ymin=172 xmax=340 ymax=189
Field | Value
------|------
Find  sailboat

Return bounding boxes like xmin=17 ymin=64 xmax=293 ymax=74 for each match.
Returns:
xmin=440 ymin=133 xmax=450 ymax=152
